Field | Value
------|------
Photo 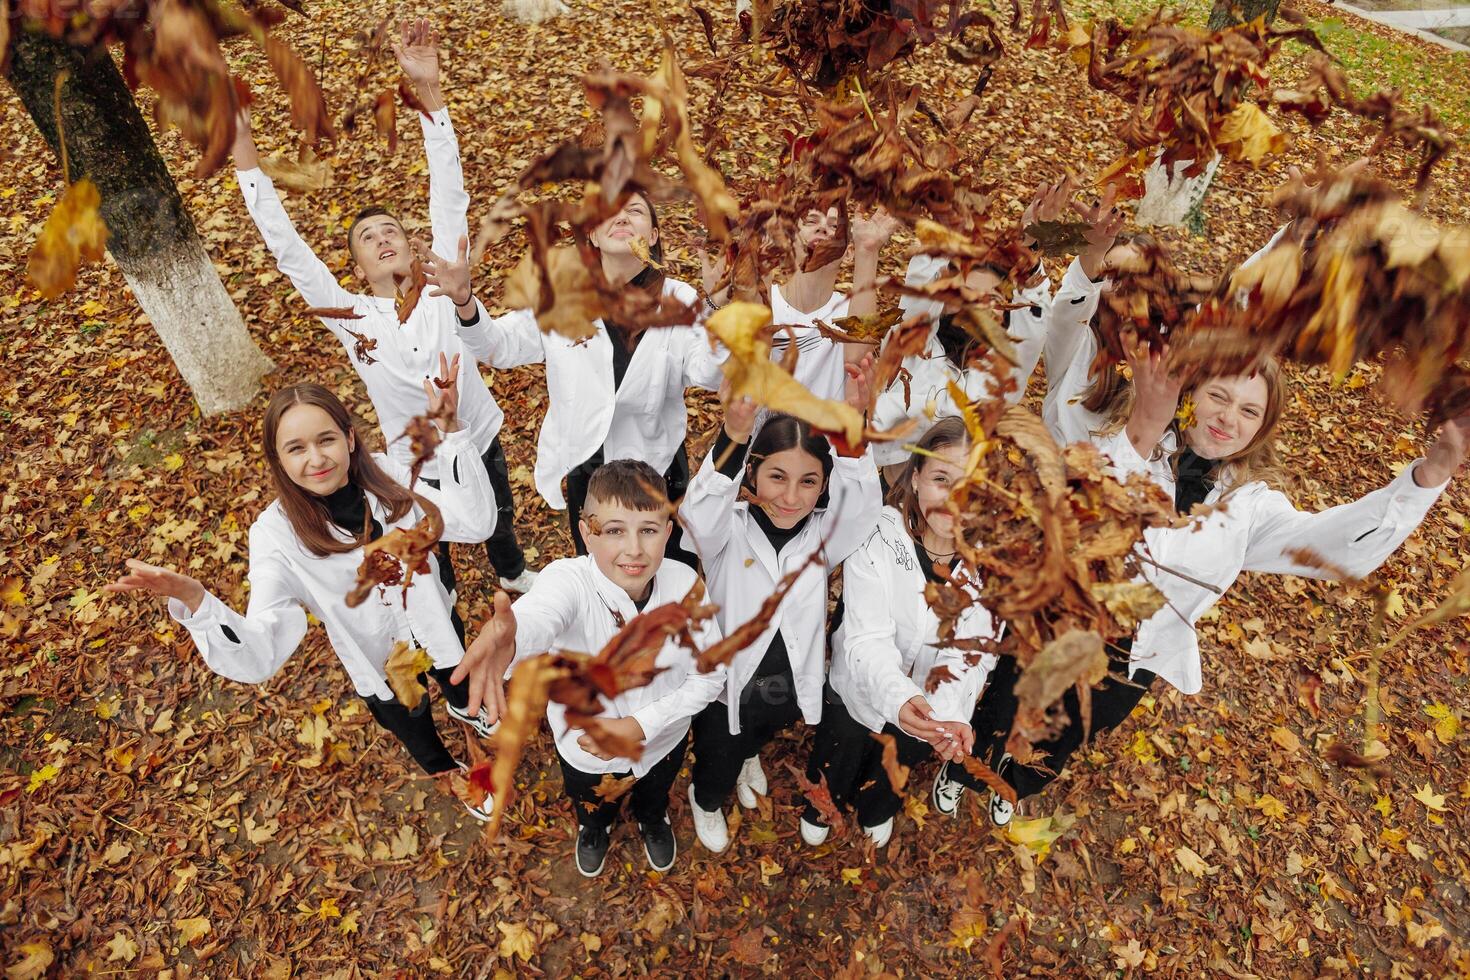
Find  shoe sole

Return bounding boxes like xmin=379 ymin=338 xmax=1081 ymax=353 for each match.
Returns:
xmin=687 ymin=784 xmax=729 ymax=853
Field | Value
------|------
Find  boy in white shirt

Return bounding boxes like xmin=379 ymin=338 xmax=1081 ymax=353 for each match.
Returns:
xmin=229 ymin=19 xmax=535 ymax=596
xmin=464 ymin=461 xmax=725 ymax=876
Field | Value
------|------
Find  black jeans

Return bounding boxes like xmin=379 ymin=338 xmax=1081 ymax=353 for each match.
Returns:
xmin=690 ymin=642 xmax=803 ymax=811
xmin=426 ymin=435 xmax=527 ymax=590
xmin=360 ymin=664 xmax=471 ymax=776
xmin=565 ymin=444 xmax=698 ymax=569
xmin=950 ymin=650 xmax=1157 ymax=800
xmin=805 ymin=684 xmax=932 ymax=828
xmin=557 ymin=730 xmax=689 ymax=831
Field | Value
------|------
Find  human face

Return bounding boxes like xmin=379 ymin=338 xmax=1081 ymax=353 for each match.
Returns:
xmin=794 ymin=206 xmax=843 ymax=265
xmin=591 ymin=196 xmax=657 ymax=257
xmin=912 ymin=446 xmax=968 ymax=545
xmin=350 ymin=215 xmax=412 ymax=283
xmin=1185 ymin=374 xmax=1270 ymax=460
xmin=275 ymin=404 xmax=354 ymax=495
xmin=580 ymin=497 xmax=670 ymax=599
xmin=751 ymin=446 xmax=825 ymax=529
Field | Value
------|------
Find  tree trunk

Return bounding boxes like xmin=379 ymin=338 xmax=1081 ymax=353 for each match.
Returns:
xmin=5 ymin=26 xmax=274 ymax=416
xmin=1208 ymin=0 xmax=1282 ymax=31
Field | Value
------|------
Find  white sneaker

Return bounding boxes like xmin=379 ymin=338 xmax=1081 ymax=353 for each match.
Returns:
xmin=932 ymin=762 xmax=965 ymax=816
xmin=799 ymin=817 xmax=830 ymax=846
xmin=687 ymin=783 xmax=730 ymax=853
xmin=445 ymin=701 xmax=499 ymax=739
xmin=989 ymin=793 xmax=1015 ymax=827
xmin=498 ymin=568 xmax=539 ymax=593
xmin=455 ymin=763 xmax=494 ymax=822
xmin=863 ymin=817 xmax=894 ymax=848
xmin=735 ymin=756 xmax=767 ymax=809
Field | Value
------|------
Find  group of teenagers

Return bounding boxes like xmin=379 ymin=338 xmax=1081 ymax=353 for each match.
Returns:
xmin=106 ymin=22 xmax=1470 ymax=878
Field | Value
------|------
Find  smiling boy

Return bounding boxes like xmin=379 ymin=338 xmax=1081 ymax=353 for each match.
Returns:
xmin=459 ymin=460 xmax=725 ymax=876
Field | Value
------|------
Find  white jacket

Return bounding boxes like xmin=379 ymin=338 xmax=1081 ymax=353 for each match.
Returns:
xmin=769 ymin=283 xmax=850 ymax=401
xmin=828 ymin=507 xmax=998 ymax=733
xmin=169 ymin=428 xmax=496 ymax=701
xmin=872 ymin=256 xmax=1053 ymax=466
xmin=470 ymin=277 xmax=723 ymax=509
xmin=681 ymin=441 xmax=883 ymax=734
xmin=1040 ymin=258 xmax=1110 ymax=446
xmin=508 ymin=556 xmax=726 ymax=777
xmin=236 ymin=108 xmax=503 ymax=480
xmin=1096 ymin=429 xmax=1450 ymax=695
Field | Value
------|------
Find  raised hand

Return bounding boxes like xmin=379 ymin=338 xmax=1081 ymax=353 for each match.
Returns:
xmin=1416 ymin=414 xmax=1470 ymax=487
xmin=104 ymin=559 xmax=207 ymax=615
xmin=417 ymin=235 xmax=473 ymax=306
xmin=850 ymin=208 xmax=902 ymax=253
xmin=1123 ymin=330 xmax=1183 ymax=456
xmin=1022 ymin=175 xmax=1074 ymax=230
xmin=392 ymin=16 xmax=441 ymax=92
xmin=843 ymin=354 xmax=875 ymax=416
xmin=230 ymin=106 xmax=259 ymax=170
xmin=452 ymin=590 xmax=516 ymax=719
xmin=719 ymin=377 xmax=758 ymax=444
xmin=1076 ymin=187 xmax=1126 ymax=280
xmin=422 ymin=352 xmax=462 ymax=432
xmin=698 ymin=244 xmax=730 ymax=304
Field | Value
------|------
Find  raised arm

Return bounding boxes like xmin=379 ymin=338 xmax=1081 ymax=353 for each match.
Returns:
xmin=818 ymin=362 xmax=884 ymax=562
xmin=395 ymin=18 xmax=468 ymax=259
xmin=680 ymin=387 xmax=756 ymax=563
xmin=844 ymin=210 xmax=901 ymax=363
xmin=232 ymin=110 xmax=357 ymax=315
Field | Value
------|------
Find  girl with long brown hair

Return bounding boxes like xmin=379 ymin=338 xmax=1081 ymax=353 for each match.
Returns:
xmin=105 ymin=367 xmax=502 ymax=819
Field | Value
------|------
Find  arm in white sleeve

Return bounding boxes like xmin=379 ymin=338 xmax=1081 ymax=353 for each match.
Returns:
xmin=630 ymin=617 xmax=727 ymax=743
xmin=680 ymin=322 xmax=728 ymax=392
xmin=467 ymin=308 xmax=546 ymax=370
xmin=236 ymin=168 xmax=358 ymax=315
xmin=1043 ymin=258 xmax=1104 ymax=398
xmin=168 ymin=546 xmax=309 ymax=686
xmin=379 ymin=428 xmax=496 ymax=544
xmin=421 ymin=107 xmax=470 ymax=258
xmin=818 ymin=448 xmax=883 ymax=565
xmin=679 ymin=447 xmax=744 ymax=565
xmin=508 ymin=565 xmax=581 ymax=665
xmin=840 ymin=541 xmax=926 ymax=729
xmin=1241 ymin=463 xmax=1449 ymax=579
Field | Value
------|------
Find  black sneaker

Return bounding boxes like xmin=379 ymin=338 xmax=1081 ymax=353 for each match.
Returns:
xmin=638 ymin=815 xmax=677 ymax=872
xmin=576 ymin=824 xmax=611 ymax=878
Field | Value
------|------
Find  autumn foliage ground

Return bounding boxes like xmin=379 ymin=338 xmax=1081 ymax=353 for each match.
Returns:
xmin=3 ymin=0 xmax=1470 ymax=975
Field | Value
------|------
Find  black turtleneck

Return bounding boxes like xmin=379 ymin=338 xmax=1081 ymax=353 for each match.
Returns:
xmin=323 ymin=482 xmax=382 ymax=542
xmin=604 ymin=264 xmax=662 ymax=390
xmin=1174 ymin=448 xmax=1216 ymax=515
xmin=911 ymin=537 xmax=951 ymax=585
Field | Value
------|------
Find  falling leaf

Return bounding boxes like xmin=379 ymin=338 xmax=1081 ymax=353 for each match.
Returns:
xmin=383 ymin=642 xmax=432 ymax=709
xmin=1006 ymin=816 xmax=1064 ymax=859
xmin=27 ymin=178 xmax=108 ymax=299
xmin=871 ymin=732 xmax=911 ymax=793
xmin=1216 ymin=103 xmax=1287 ymax=167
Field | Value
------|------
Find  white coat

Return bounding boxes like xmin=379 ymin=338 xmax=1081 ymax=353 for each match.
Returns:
xmin=468 ymin=277 xmax=723 ymax=509
xmin=828 ymin=507 xmax=999 ymax=733
xmin=507 ymin=555 xmax=726 ymax=777
xmin=769 ymin=283 xmax=850 ymax=402
xmin=681 ymin=441 xmax=883 ymax=734
xmin=169 ymin=428 xmax=496 ymax=701
xmin=1096 ymin=429 xmax=1450 ymax=695
xmin=236 ymin=108 xmax=502 ymax=481
xmin=1039 ymin=257 xmax=1111 ymax=447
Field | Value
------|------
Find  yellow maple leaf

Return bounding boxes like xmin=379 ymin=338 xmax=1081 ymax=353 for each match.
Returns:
xmin=104 ymin=932 xmax=138 ymax=964
xmin=27 ymin=178 xmax=109 ymax=299
xmin=162 ymin=453 xmax=185 ymax=472
xmin=315 ymin=897 xmax=341 ymax=920
xmin=1216 ymin=103 xmax=1287 ymax=167
xmin=1412 ymin=783 xmax=1447 ymax=812
xmin=0 ymin=577 xmax=25 ymax=607
xmin=1373 ymin=795 xmax=1392 ymax=819
xmin=1424 ymin=703 xmax=1460 ymax=744
xmin=840 ymin=867 xmax=863 ymax=886
xmin=1174 ymin=395 xmax=1196 ymax=431
xmin=176 ymin=916 xmax=211 ymax=945
xmin=1006 ymin=816 xmax=1064 ymax=859
xmin=496 ymin=921 xmax=537 ymax=962
xmin=25 ymin=764 xmax=59 ymax=793
xmin=338 ymin=909 xmax=361 ymax=935
xmin=384 ymin=642 xmax=433 ymax=709
xmin=1254 ymin=793 xmax=1287 ymax=821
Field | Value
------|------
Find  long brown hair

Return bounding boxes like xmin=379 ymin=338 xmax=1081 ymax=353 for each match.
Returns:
xmin=1080 ymin=233 xmax=1160 ymax=419
xmin=263 ymin=384 xmax=419 ymax=557
xmin=886 ymin=417 xmax=970 ymax=540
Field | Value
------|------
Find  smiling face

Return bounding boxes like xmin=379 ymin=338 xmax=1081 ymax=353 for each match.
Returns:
xmin=794 ymin=206 xmax=843 ymax=266
xmin=591 ymin=195 xmax=658 ymax=258
xmin=580 ymin=495 xmax=671 ymax=599
xmin=912 ymin=446 xmax=968 ymax=545
xmin=750 ymin=446 xmax=826 ymax=529
xmin=1185 ymin=374 xmax=1270 ymax=460
xmin=348 ymin=212 xmax=413 ymax=283
xmin=274 ymin=403 xmax=354 ymax=495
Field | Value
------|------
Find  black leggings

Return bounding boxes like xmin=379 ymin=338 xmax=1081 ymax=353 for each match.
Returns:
xmin=557 ymin=730 xmax=689 ymax=830
xmin=360 ymin=664 xmax=472 ymax=776
xmin=427 ymin=435 xmax=528 ymax=597
xmin=950 ymin=651 xmax=1157 ymax=800
xmin=690 ymin=642 xmax=803 ymax=811
xmin=804 ymin=684 xmax=932 ymax=828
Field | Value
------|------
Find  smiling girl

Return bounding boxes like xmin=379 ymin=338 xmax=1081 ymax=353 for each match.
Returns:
xmin=679 ymin=367 xmax=883 ymax=853
xmin=471 ymin=192 xmax=724 ymax=562
xmin=804 ymin=418 xmax=1000 ymax=847
xmin=106 ymin=367 xmax=500 ymax=819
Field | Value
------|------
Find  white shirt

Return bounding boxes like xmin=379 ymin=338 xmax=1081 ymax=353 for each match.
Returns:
xmin=681 ymin=441 xmax=883 ymax=734
xmin=508 ymin=556 xmax=726 ymax=777
xmin=236 ymin=108 xmax=503 ymax=480
xmin=829 ymin=507 xmax=999 ymax=733
xmin=872 ymin=256 xmax=1052 ymax=466
xmin=470 ymin=277 xmax=723 ymax=509
xmin=169 ymin=428 xmax=496 ymax=701
xmin=1040 ymin=258 xmax=1110 ymax=446
xmin=769 ymin=283 xmax=850 ymax=401
xmin=1096 ymin=429 xmax=1450 ymax=695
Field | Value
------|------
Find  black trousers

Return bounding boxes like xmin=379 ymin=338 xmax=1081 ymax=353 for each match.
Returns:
xmin=565 ymin=444 xmax=698 ymax=569
xmin=690 ymin=643 xmax=803 ymax=811
xmin=427 ymin=435 xmax=527 ymax=590
xmin=805 ymin=684 xmax=932 ymax=828
xmin=557 ymin=730 xmax=689 ymax=830
xmin=360 ymin=664 xmax=471 ymax=776
xmin=950 ymin=650 xmax=1157 ymax=800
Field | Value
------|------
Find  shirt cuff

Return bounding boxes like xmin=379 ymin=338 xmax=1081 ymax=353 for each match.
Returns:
xmin=421 ymin=106 xmax=453 ymax=133
xmin=169 ymin=591 xmax=223 ymax=628
xmin=1062 ymin=256 xmax=1105 ymax=293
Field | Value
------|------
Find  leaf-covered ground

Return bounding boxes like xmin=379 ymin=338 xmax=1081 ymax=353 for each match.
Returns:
xmin=3 ymin=0 xmax=1470 ymax=975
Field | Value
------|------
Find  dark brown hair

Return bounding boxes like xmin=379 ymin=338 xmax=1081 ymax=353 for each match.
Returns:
xmin=743 ymin=414 xmax=834 ymax=508
xmin=885 ymin=417 xmax=970 ymax=539
xmin=586 ymin=458 xmax=670 ymax=514
xmin=346 ymin=206 xmax=403 ymax=263
xmin=263 ymin=384 xmax=418 ymax=557
xmin=1081 ymin=233 xmax=1161 ymax=419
